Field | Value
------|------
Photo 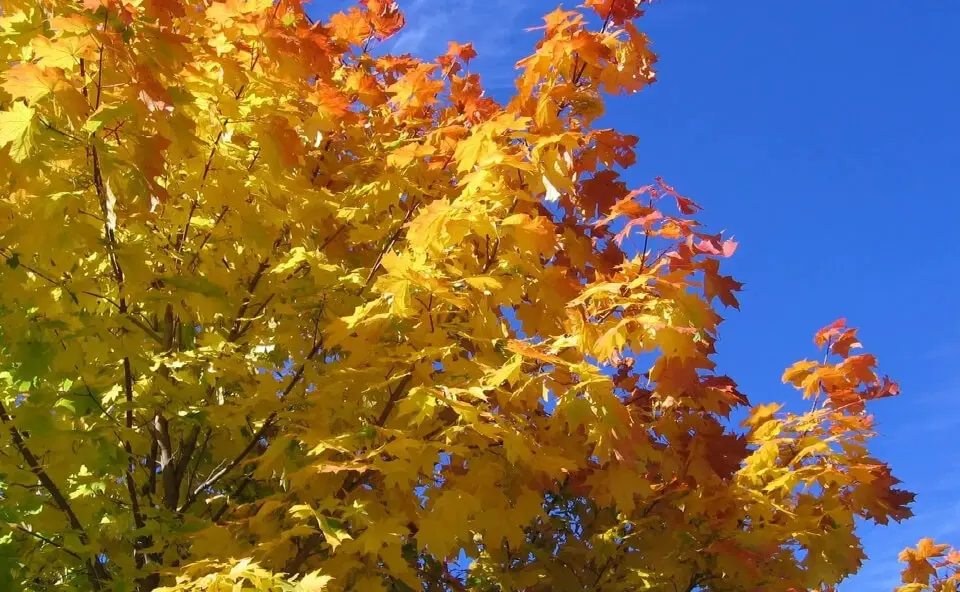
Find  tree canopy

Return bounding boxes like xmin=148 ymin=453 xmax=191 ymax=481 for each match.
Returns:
xmin=0 ymin=0 xmax=950 ymax=590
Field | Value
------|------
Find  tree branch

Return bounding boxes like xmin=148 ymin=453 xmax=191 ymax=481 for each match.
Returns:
xmin=147 ymin=426 xmax=158 ymax=497
xmin=187 ymin=205 xmax=229 ymax=272
xmin=335 ymin=367 xmax=417 ymax=503
xmin=0 ymin=401 xmax=108 ymax=588
xmin=174 ymin=425 xmax=202 ymax=490
xmin=236 ymin=293 xmax=274 ymax=339
xmin=175 ymin=198 xmax=201 ymax=255
xmin=121 ymin=358 xmax=147 ymax=569
xmin=15 ymin=525 xmax=82 ymax=561
xmin=210 ymin=475 xmax=253 ymax=523
xmin=359 ymin=199 xmax=419 ymax=295
xmin=152 ymin=414 xmax=179 ymax=510
xmin=91 ymin=111 xmax=151 ymax=577
xmin=375 ymin=370 xmax=414 ymax=428
xmin=226 ymin=260 xmax=271 ymax=342
xmin=183 ymin=428 xmax=213 ymax=501
xmin=178 ymin=336 xmax=325 ymax=514
xmin=318 ymin=222 xmax=348 ymax=251
xmin=172 ymin=258 xmax=279 ymax=514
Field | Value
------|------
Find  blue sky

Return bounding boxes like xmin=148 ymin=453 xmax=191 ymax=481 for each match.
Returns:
xmin=315 ymin=0 xmax=960 ymax=587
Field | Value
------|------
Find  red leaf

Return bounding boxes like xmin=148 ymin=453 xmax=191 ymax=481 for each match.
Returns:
xmin=815 ymin=318 xmax=847 ymax=348
xmin=584 ymin=0 xmax=644 ymax=26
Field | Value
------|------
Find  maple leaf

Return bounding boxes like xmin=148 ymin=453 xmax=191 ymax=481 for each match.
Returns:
xmin=743 ymin=402 xmax=782 ymax=430
xmin=387 ymin=62 xmax=442 ymax=109
xmin=438 ymin=41 xmax=477 ymax=76
xmin=702 ymin=258 xmax=743 ymax=309
xmin=330 ymin=6 xmax=373 ymax=46
xmin=0 ymin=102 xmax=36 ymax=161
xmin=579 ymin=169 xmax=628 ymax=214
xmin=782 ymin=359 xmax=818 ymax=387
xmin=363 ymin=0 xmax=406 ymax=40
xmin=584 ymin=0 xmax=644 ymax=25
xmin=588 ymin=129 xmax=638 ymax=170
xmin=447 ymin=41 xmax=477 ymax=63
xmin=830 ymin=326 xmax=862 ymax=357
xmin=900 ymin=539 xmax=951 ymax=583
xmin=1 ymin=63 xmax=65 ymax=102
xmin=656 ymin=176 xmax=702 ymax=214
xmin=815 ymin=318 xmax=848 ymax=347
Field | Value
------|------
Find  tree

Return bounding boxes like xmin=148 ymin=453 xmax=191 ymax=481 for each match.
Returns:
xmin=0 ymin=0 xmax=921 ymax=590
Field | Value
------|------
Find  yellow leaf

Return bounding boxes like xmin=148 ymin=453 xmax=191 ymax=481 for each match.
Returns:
xmin=1 ymin=63 xmax=63 ymax=102
xmin=387 ymin=141 xmax=434 ymax=168
xmin=454 ymin=130 xmax=501 ymax=173
xmin=487 ymin=355 xmax=522 ymax=388
xmin=464 ymin=276 xmax=502 ymax=293
xmin=396 ymin=386 xmax=437 ymax=425
xmin=782 ymin=359 xmax=818 ymax=387
xmin=742 ymin=402 xmax=782 ymax=431
xmin=296 ymin=571 xmax=334 ymax=591
xmin=0 ymin=102 xmax=36 ymax=161
xmin=271 ymin=246 xmax=311 ymax=275
xmin=33 ymin=35 xmax=97 ymax=70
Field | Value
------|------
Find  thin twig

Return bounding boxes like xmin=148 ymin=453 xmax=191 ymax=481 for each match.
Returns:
xmin=187 ymin=206 xmax=229 ymax=272
xmin=226 ymin=260 xmax=271 ymax=342
xmin=80 ymin=379 xmax=122 ymax=427
xmin=37 ymin=116 xmax=83 ymax=143
xmin=236 ymin=293 xmax=274 ymax=339
xmin=359 ymin=200 xmax=419 ymax=295
xmin=94 ymin=10 xmax=107 ymax=110
xmin=375 ymin=371 xmax=414 ymax=427
xmin=14 ymin=526 xmax=82 ymax=561
xmin=0 ymin=248 xmax=80 ymax=305
xmin=184 ymin=428 xmax=213 ymax=504
xmin=178 ymin=336 xmax=325 ymax=514
xmin=211 ymin=476 xmax=253 ymax=523
xmin=572 ymin=9 xmax=614 ymax=87
xmin=318 ymin=223 xmax=348 ymax=251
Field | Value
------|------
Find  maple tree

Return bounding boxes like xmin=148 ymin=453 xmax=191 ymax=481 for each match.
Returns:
xmin=0 ymin=0 xmax=932 ymax=589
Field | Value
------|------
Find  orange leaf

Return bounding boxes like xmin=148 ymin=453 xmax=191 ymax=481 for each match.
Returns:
xmin=584 ymin=0 xmax=644 ymax=25
xmin=815 ymin=318 xmax=847 ymax=348
xmin=363 ymin=0 xmax=405 ymax=40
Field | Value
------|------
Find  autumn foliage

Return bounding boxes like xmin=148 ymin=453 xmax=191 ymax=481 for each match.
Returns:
xmin=0 ymin=0 xmax=942 ymax=590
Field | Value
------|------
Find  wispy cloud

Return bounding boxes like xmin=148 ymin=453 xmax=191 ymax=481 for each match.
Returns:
xmin=381 ymin=0 xmax=546 ymax=89
xmin=390 ymin=0 xmax=530 ymax=55
xmin=645 ymin=0 xmax=710 ymax=25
